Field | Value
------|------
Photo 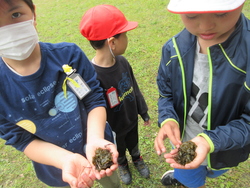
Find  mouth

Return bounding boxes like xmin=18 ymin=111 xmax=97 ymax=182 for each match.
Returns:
xmin=199 ymin=33 xmax=216 ymax=40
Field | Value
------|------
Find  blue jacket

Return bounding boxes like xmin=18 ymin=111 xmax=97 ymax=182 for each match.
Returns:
xmin=157 ymin=14 xmax=250 ymax=169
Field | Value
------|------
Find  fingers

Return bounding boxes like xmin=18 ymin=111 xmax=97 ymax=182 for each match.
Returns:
xmin=65 ymin=173 xmax=94 ymax=188
xmin=77 ymin=173 xmax=95 ymax=188
xmin=164 ymin=152 xmax=192 ymax=169
xmin=105 ymin=143 xmax=118 ymax=163
xmin=92 ymin=158 xmax=118 ymax=180
xmin=164 ymin=139 xmax=207 ymax=170
xmin=154 ymin=121 xmax=182 ymax=155
xmin=86 ymin=140 xmax=119 ymax=180
xmin=94 ymin=173 xmax=101 ymax=180
xmin=166 ymin=159 xmax=200 ymax=169
xmin=93 ymin=161 xmax=118 ymax=179
xmin=102 ymin=168 xmax=113 ymax=177
xmin=144 ymin=120 xmax=151 ymax=126
xmin=93 ymin=168 xmax=110 ymax=180
xmin=86 ymin=141 xmax=118 ymax=164
xmin=164 ymin=151 xmax=186 ymax=169
xmin=65 ymin=176 xmax=78 ymax=188
xmin=167 ymin=124 xmax=182 ymax=147
xmin=154 ymin=131 xmax=167 ymax=155
xmin=103 ymin=143 xmax=119 ymax=172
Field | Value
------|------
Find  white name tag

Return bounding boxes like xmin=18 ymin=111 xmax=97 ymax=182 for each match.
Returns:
xmin=67 ymin=73 xmax=91 ymax=100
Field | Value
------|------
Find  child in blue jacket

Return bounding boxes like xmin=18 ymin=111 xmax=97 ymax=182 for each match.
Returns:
xmin=154 ymin=0 xmax=250 ymax=187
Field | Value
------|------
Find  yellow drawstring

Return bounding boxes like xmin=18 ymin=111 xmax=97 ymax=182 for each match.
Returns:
xmin=62 ymin=64 xmax=80 ymax=98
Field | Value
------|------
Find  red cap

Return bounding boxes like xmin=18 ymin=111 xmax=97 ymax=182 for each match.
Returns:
xmin=79 ymin=4 xmax=138 ymax=41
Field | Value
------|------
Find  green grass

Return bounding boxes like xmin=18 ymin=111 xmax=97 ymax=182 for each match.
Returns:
xmin=1 ymin=0 xmax=250 ymax=187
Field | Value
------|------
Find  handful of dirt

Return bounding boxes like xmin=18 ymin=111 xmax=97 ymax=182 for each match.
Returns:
xmin=174 ymin=141 xmax=197 ymax=166
xmin=92 ymin=148 xmax=113 ymax=171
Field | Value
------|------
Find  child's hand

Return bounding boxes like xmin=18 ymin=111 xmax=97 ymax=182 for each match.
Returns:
xmin=61 ymin=153 xmax=95 ymax=188
xmin=144 ymin=120 xmax=151 ymax=126
xmin=164 ymin=136 xmax=210 ymax=169
xmin=154 ymin=121 xmax=182 ymax=155
xmin=85 ymin=139 xmax=119 ymax=180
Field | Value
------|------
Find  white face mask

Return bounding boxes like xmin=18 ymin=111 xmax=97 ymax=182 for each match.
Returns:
xmin=0 ymin=19 xmax=39 ymax=61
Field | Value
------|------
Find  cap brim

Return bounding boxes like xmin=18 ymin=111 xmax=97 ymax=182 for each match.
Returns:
xmin=168 ymin=7 xmax=242 ymax=14
xmin=167 ymin=0 xmax=245 ymax=14
xmin=117 ymin=21 xmax=138 ymax=34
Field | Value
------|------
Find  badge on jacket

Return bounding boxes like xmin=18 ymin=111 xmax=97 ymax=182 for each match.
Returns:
xmin=62 ymin=64 xmax=91 ymax=99
xmin=106 ymin=87 xmax=120 ymax=108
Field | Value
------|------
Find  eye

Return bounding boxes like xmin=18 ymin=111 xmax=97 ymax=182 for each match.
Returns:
xmin=12 ymin=12 xmax=21 ymax=19
xmin=215 ymin=13 xmax=228 ymax=18
xmin=185 ymin=14 xmax=199 ymax=19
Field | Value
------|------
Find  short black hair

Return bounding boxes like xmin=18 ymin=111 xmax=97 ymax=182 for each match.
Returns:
xmin=90 ymin=33 xmax=121 ymax=50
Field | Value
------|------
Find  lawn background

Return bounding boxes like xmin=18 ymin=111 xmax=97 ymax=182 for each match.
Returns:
xmin=0 ymin=0 xmax=250 ymax=187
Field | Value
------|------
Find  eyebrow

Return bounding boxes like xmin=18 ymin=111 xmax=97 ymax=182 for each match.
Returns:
xmin=8 ymin=5 xmax=22 ymax=13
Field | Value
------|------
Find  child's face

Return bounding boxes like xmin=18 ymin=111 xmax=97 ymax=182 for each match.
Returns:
xmin=0 ymin=0 xmax=34 ymax=27
xmin=113 ymin=32 xmax=128 ymax=55
xmin=180 ymin=5 xmax=243 ymax=47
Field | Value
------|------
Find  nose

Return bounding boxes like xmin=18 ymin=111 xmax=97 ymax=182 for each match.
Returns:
xmin=199 ymin=16 xmax=216 ymax=31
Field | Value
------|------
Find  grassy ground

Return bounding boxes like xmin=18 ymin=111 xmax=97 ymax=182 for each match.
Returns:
xmin=1 ymin=0 xmax=250 ymax=187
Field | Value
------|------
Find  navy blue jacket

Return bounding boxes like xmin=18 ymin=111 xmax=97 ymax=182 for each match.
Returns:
xmin=157 ymin=14 xmax=250 ymax=169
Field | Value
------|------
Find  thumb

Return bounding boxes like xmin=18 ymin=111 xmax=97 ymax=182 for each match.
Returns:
xmin=70 ymin=179 xmax=78 ymax=188
xmin=63 ymin=173 xmax=78 ymax=188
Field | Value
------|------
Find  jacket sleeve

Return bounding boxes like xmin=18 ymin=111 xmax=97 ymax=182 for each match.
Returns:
xmin=0 ymin=117 xmax=36 ymax=151
xmin=204 ymin=78 xmax=250 ymax=153
xmin=204 ymin=114 xmax=250 ymax=153
xmin=157 ymin=42 xmax=179 ymax=127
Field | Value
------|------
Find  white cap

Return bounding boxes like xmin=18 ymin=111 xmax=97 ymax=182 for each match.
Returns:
xmin=167 ymin=0 xmax=245 ymax=14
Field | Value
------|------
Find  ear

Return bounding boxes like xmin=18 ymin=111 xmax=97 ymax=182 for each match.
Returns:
xmin=33 ymin=4 xmax=36 ymax=16
xmin=33 ymin=5 xmax=37 ymax=26
xmin=34 ymin=14 xmax=38 ymax=27
xmin=108 ymin=37 xmax=115 ymax=45
xmin=108 ymin=37 xmax=116 ymax=50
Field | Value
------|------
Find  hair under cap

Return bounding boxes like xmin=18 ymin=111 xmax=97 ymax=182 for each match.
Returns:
xmin=167 ymin=0 xmax=245 ymax=14
xmin=79 ymin=4 xmax=138 ymax=41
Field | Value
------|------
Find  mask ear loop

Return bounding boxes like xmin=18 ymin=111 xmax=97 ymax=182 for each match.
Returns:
xmin=107 ymin=38 xmax=115 ymax=59
xmin=31 ymin=15 xmax=35 ymax=24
